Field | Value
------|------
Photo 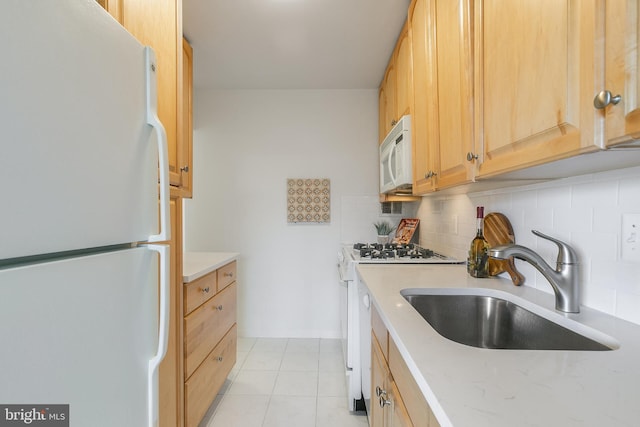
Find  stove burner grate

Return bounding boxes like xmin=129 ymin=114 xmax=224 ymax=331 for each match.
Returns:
xmin=354 ymin=243 xmax=436 ymax=260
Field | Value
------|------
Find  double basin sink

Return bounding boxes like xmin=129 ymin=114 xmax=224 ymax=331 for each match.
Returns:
xmin=401 ymin=289 xmax=618 ymax=351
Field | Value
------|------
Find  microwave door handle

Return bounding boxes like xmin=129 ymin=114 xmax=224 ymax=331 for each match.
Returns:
xmin=387 ymin=143 xmax=397 ymax=186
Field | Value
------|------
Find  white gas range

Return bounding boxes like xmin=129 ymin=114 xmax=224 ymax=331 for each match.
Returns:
xmin=337 ymin=242 xmax=462 ymax=414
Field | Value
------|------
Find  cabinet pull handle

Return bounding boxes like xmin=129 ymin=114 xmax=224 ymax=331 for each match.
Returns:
xmin=224 ymin=272 xmax=234 ymax=278
xmin=180 ymin=165 xmax=190 ymax=173
xmin=375 ymin=386 xmax=386 ymax=397
xmin=466 ymin=152 xmax=478 ymax=162
xmin=593 ymin=90 xmax=622 ymax=109
xmin=391 ymin=119 xmax=398 ymax=126
xmin=201 ymin=287 xmax=210 ymax=293
xmin=424 ymin=171 xmax=437 ymax=179
xmin=216 ymin=356 xmax=223 ymax=362
xmin=213 ymin=305 xmax=223 ymax=311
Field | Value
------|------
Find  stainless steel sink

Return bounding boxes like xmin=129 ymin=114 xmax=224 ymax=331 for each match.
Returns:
xmin=402 ymin=291 xmax=615 ymax=351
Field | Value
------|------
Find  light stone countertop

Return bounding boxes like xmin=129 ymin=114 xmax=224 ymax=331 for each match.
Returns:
xmin=357 ymin=263 xmax=640 ymax=427
xmin=183 ymin=251 xmax=239 ymax=283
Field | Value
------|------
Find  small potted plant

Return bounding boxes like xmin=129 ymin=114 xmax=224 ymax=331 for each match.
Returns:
xmin=374 ymin=221 xmax=395 ymax=245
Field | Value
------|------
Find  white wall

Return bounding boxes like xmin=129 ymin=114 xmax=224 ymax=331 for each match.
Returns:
xmin=416 ymin=165 xmax=640 ymax=325
xmin=183 ymin=89 xmax=384 ymax=338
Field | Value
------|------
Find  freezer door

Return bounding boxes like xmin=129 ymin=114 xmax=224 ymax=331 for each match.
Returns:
xmin=0 ymin=247 xmax=162 ymax=427
xmin=1 ymin=0 xmax=164 ymax=259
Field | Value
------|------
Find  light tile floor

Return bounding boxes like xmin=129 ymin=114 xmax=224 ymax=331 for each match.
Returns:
xmin=199 ymin=337 xmax=369 ymax=427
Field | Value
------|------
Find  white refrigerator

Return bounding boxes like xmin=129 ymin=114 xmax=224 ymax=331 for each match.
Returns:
xmin=0 ymin=1 xmax=171 ymax=426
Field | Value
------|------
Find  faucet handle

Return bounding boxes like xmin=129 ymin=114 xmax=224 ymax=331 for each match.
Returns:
xmin=531 ymin=230 xmax=579 ymax=265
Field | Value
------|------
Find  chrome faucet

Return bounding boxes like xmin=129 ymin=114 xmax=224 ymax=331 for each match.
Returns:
xmin=489 ymin=230 xmax=580 ymax=313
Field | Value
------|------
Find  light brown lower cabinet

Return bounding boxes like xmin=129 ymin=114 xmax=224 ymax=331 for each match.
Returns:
xmin=185 ymin=325 xmax=237 ymax=426
xmin=371 ymin=306 xmax=440 ymax=427
xmin=371 ymin=336 xmax=413 ymax=427
xmin=159 ymin=196 xmax=184 ymax=427
xmin=183 ymin=261 xmax=238 ymax=427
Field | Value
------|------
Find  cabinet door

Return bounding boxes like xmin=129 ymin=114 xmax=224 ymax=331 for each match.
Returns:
xmin=476 ymin=0 xmax=602 ymax=177
xmin=371 ymin=340 xmax=388 ymax=427
xmin=160 ymin=198 xmax=184 ymax=427
xmin=379 ymin=85 xmax=390 ymax=144
xmin=410 ymin=0 xmax=437 ymax=194
xmin=604 ymin=0 xmax=640 ymax=145
xmin=180 ymin=37 xmax=194 ymax=197
xmin=395 ymin=23 xmax=412 ymax=120
xmin=432 ymin=0 xmax=474 ymax=189
xmin=388 ymin=380 xmax=413 ymax=427
xmin=121 ymin=0 xmax=183 ymax=188
xmin=381 ymin=63 xmax=398 ymax=141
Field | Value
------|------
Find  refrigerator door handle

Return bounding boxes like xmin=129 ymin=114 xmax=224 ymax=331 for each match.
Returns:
xmin=146 ymin=244 xmax=170 ymax=427
xmin=145 ymin=47 xmax=171 ymax=243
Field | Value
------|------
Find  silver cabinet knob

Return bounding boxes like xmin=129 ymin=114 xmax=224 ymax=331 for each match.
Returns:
xmin=180 ymin=165 xmax=190 ymax=173
xmin=594 ymin=90 xmax=621 ymax=109
xmin=213 ymin=305 xmax=223 ymax=311
xmin=466 ymin=152 xmax=478 ymax=162
xmin=375 ymin=386 xmax=386 ymax=397
xmin=379 ymin=395 xmax=392 ymax=408
xmin=201 ymin=287 xmax=210 ymax=293
xmin=424 ymin=171 xmax=437 ymax=179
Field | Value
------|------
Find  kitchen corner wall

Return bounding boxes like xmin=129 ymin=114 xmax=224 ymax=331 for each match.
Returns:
xmin=417 ymin=165 xmax=640 ymax=325
xmin=183 ymin=89 xmax=381 ymax=338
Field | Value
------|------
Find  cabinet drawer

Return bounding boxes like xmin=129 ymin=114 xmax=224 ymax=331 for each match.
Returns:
xmin=184 ymin=271 xmax=217 ymax=315
xmin=372 ymin=304 xmax=389 ymax=361
xmin=185 ymin=324 xmax=237 ymax=427
xmin=217 ymin=261 xmax=236 ymax=291
xmin=389 ymin=338 xmax=439 ymax=427
xmin=184 ymin=282 xmax=237 ymax=379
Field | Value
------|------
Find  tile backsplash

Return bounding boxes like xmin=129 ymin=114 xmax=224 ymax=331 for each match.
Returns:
xmin=417 ymin=165 xmax=640 ymax=325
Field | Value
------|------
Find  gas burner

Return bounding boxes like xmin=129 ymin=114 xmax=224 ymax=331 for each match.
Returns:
xmin=354 ymin=243 xmax=383 ymax=251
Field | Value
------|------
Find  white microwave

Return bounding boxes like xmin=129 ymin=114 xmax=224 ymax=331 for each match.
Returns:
xmin=380 ymin=115 xmax=412 ymax=194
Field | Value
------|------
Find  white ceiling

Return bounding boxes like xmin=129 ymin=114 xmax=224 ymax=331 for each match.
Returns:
xmin=182 ymin=0 xmax=411 ymax=90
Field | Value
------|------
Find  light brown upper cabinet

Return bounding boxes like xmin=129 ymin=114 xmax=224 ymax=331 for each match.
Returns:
xmin=379 ymin=22 xmax=412 ymax=144
xmin=395 ymin=23 xmax=412 ymax=123
xmin=379 ymin=60 xmax=397 ymax=143
xmin=180 ymin=37 xmax=194 ymax=198
xmin=100 ymin=0 xmax=192 ymax=193
xmin=473 ymin=0 xmax=603 ymax=178
xmin=120 ymin=0 xmax=183 ymax=187
xmin=410 ymin=0 xmax=474 ymax=194
xmin=409 ymin=0 xmax=436 ymax=194
xmin=602 ymin=0 xmax=640 ymax=146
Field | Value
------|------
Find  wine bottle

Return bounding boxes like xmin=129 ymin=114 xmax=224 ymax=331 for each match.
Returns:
xmin=467 ymin=206 xmax=490 ymax=278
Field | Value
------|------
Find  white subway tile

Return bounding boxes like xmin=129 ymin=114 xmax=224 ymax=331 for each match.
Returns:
xmin=554 ymin=207 xmax=592 ymax=234
xmin=619 ymin=176 xmax=640 ymax=210
xmin=615 ymin=291 xmax=640 ymax=325
xmin=593 ymin=208 xmax=622 ymax=234
xmin=581 ymin=283 xmax=616 ymax=315
xmin=537 ymin=186 xmax=572 ymax=209
xmin=571 ymin=180 xmax=617 ymax=208
xmin=572 ymin=232 xmax=617 ymax=263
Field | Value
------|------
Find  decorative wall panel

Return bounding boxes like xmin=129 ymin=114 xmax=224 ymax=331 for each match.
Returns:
xmin=287 ymin=178 xmax=330 ymax=223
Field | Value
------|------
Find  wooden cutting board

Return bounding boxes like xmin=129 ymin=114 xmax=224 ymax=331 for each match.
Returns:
xmin=484 ymin=212 xmax=524 ymax=286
